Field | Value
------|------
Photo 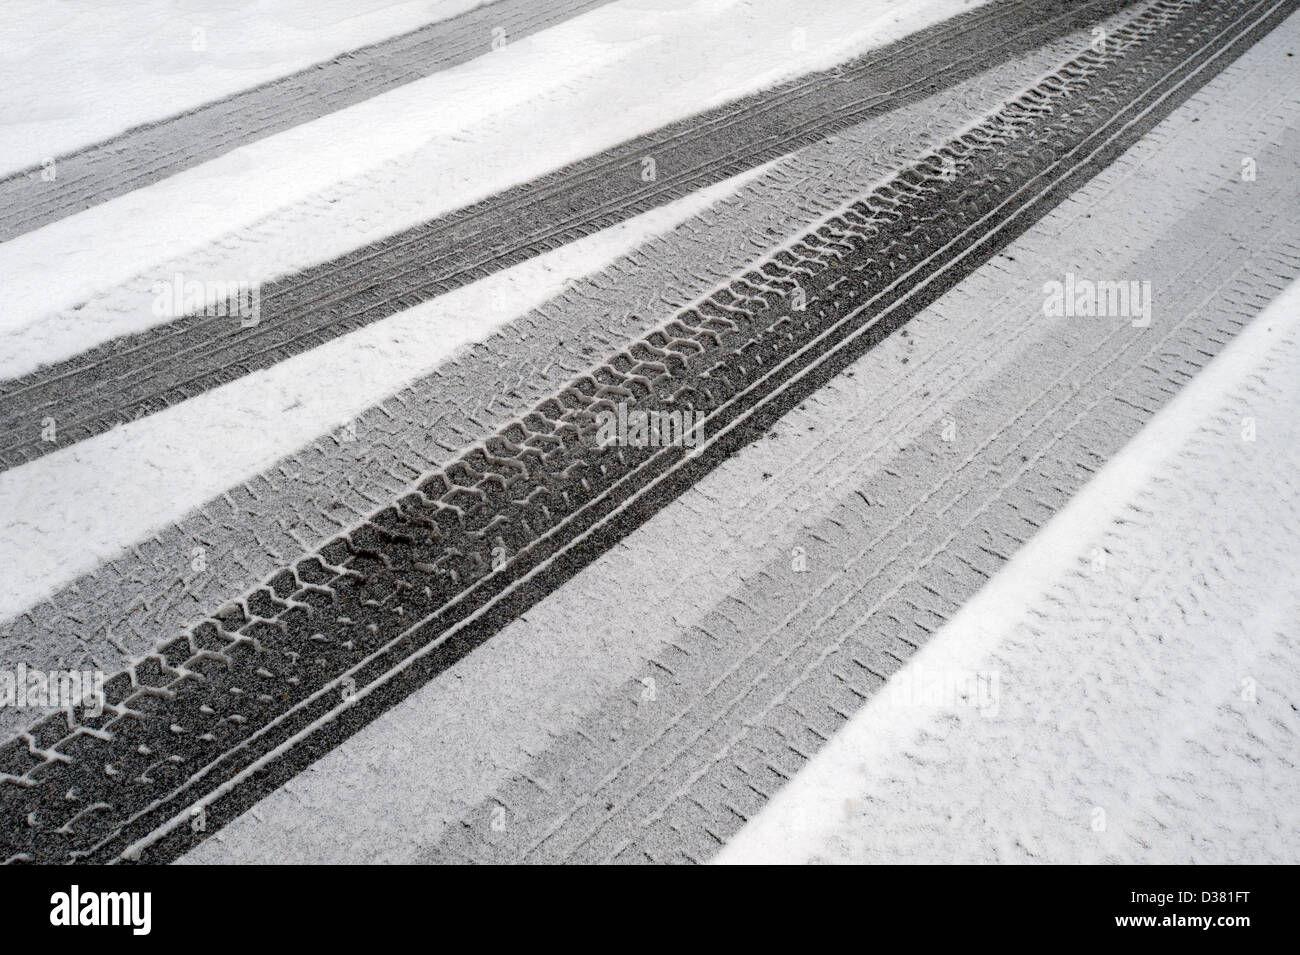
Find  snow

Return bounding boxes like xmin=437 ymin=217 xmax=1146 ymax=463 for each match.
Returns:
xmin=0 ymin=0 xmax=984 ymax=379
xmin=0 ymin=0 xmax=492 ymax=175
xmin=0 ymin=165 xmax=769 ymax=625
xmin=716 ymin=279 xmax=1300 ymax=865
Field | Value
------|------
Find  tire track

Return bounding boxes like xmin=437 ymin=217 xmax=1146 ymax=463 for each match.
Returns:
xmin=0 ymin=0 xmax=1285 ymax=864
xmin=0 ymin=0 xmax=1137 ymax=473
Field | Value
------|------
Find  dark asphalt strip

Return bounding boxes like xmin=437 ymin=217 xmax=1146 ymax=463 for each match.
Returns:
xmin=0 ymin=0 xmax=613 ymax=243
xmin=0 ymin=0 xmax=1140 ymax=474
xmin=1 ymin=0 xmax=1289 ymax=865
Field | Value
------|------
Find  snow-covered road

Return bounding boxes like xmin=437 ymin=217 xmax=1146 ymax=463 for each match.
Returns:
xmin=1 ymin=0 xmax=1296 ymax=867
